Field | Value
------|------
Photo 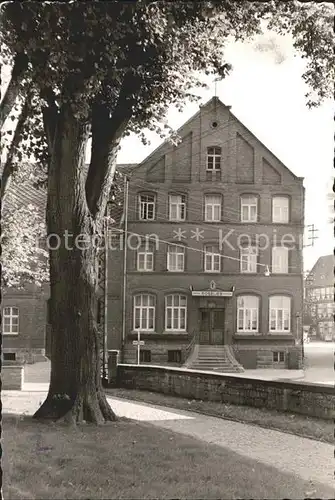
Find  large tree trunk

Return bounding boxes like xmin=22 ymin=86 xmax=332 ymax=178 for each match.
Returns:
xmin=34 ymin=105 xmax=116 ymax=424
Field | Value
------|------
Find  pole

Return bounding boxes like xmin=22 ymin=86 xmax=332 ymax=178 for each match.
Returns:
xmin=137 ymin=330 xmax=140 ymax=365
xmin=121 ymin=175 xmax=129 ymax=362
xmin=103 ymin=216 xmax=108 ymax=379
xmin=296 ymin=313 xmax=303 ymax=360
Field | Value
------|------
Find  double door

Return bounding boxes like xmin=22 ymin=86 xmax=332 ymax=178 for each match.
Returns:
xmin=199 ymin=309 xmax=225 ymax=345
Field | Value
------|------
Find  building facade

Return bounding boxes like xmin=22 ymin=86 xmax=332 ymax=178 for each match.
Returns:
xmin=108 ymin=97 xmax=305 ymax=369
xmin=2 ymin=284 xmax=48 ymax=363
xmin=304 ymin=255 xmax=334 ymax=341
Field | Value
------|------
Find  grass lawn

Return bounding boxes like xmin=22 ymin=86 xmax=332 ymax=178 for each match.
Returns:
xmin=106 ymin=387 xmax=333 ymax=444
xmin=2 ymin=414 xmax=333 ymax=500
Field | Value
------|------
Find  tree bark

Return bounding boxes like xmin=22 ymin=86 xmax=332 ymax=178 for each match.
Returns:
xmin=33 ymin=105 xmax=116 ymax=424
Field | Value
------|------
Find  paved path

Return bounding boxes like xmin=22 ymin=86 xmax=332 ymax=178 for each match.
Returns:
xmin=3 ymin=388 xmax=334 ymax=494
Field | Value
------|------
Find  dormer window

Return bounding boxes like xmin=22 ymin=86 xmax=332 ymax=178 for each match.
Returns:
xmin=207 ymin=147 xmax=221 ymax=170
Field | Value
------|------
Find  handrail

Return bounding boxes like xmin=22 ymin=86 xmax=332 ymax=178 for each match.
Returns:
xmin=184 ymin=331 xmax=198 ymax=361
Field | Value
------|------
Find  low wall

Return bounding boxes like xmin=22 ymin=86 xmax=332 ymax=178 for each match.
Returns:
xmin=2 ymin=363 xmax=24 ymax=390
xmin=117 ymin=364 xmax=334 ymax=420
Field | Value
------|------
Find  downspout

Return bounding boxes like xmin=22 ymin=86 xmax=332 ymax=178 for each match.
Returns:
xmin=121 ymin=175 xmax=129 ymax=362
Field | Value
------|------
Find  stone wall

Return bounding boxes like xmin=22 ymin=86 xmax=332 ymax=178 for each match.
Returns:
xmin=2 ymin=363 xmax=24 ymax=390
xmin=117 ymin=364 xmax=334 ymax=420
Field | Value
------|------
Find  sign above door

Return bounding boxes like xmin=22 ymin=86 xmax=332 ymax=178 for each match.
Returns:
xmin=190 ymin=283 xmax=235 ymax=297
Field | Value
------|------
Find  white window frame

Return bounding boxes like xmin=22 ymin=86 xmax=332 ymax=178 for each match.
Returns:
xmin=139 ymin=194 xmax=156 ymax=221
xmin=269 ymin=296 xmax=291 ymax=333
xmin=240 ymin=196 xmax=258 ymax=223
xmin=272 ymin=246 xmax=289 ymax=274
xmin=167 ymin=244 xmax=185 ymax=272
xmin=272 ymin=196 xmax=289 ymax=223
xmin=137 ymin=244 xmax=154 ymax=271
xmin=273 ymin=351 xmax=285 ymax=363
xmin=240 ymin=246 xmax=258 ymax=273
xmin=2 ymin=307 xmax=19 ymax=335
xmin=206 ymin=146 xmax=221 ymax=171
xmin=169 ymin=194 xmax=186 ymax=221
xmin=133 ymin=294 xmax=155 ymax=331
xmin=237 ymin=296 xmax=259 ymax=332
xmin=204 ymin=245 xmax=221 ymax=272
xmin=204 ymin=195 xmax=221 ymax=222
xmin=165 ymin=294 xmax=187 ymax=331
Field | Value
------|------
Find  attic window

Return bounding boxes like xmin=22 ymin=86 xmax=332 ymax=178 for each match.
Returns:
xmin=206 ymin=146 xmax=221 ymax=171
xmin=211 ymin=121 xmax=219 ymax=128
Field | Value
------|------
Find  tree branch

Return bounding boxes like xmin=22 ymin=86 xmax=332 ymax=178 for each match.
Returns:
xmin=1 ymin=93 xmax=31 ymax=202
xmin=41 ymin=87 xmax=59 ymax=155
xmin=85 ymin=73 xmax=140 ymax=219
xmin=0 ymin=52 xmax=29 ymax=129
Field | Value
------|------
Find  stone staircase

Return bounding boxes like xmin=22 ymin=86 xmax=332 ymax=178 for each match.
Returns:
xmin=184 ymin=344 xmax=244 ymax=373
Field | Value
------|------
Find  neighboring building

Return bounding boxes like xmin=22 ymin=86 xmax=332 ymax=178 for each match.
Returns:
xmin=2 ymin=182 xmax=48 ymax=363
xmin=108 ymin=97 xmax=305 ymax=370
xmin=304 ymin=255 xmax=334 ymax=341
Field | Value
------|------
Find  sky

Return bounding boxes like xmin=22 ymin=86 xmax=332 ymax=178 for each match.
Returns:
xmin=115 ymin=32 xmax=334 ymax=272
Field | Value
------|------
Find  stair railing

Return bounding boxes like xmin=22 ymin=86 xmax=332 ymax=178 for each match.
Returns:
xmin=183 ymin=331 xmax=198 ymax=363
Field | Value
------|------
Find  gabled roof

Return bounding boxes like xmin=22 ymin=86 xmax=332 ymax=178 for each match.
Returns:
xmin=306 ymin=255 xmax=334 ymax=287
xmin=129 ymin=96 xmax=302 ymax=181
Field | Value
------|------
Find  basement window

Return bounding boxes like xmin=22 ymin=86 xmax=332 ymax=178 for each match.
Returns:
xmin=273 ymin=351 xmax=285 ymax=363
xmin=140 ymin=350 xmax=151 ymax=363
xmin=3 ymin=352 xmax=16 ymax=361
xmin=168 ymin=350 xmax=182 ymax=363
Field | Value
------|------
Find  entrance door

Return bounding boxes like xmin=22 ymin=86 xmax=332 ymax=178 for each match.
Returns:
xmin=199 ymin=309 xmax=225 ymax=345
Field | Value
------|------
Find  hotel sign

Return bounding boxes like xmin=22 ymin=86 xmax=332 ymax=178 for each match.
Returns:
xmin=192 ymin=290 xmax=233 ymax=297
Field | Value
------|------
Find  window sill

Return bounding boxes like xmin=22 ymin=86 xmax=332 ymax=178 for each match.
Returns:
xmin=3 ymin=333 xmax=19 ymax=336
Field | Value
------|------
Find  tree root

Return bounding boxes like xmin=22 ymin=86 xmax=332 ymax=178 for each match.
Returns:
xmin=33 ymin=390 xmax=116 ymax=424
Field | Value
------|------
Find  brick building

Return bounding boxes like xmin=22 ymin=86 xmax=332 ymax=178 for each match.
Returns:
xmin=108 ymin=97 xmax=305 ymax=370
xmin=304 ymin=255 xmax=334 ymax=341
xmin=2 ymin=182 xmax=48 ymax=363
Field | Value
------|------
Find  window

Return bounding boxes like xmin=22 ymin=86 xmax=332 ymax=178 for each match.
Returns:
xmin=241 ymin=196 xmax=258 ymax=223
xmin=167 ymin=245 xmax=185 ymax=272
xmin=133 ymin=294 xmax=155 ymax=331
xmin=205 ymin=195 xmax=221 ymax=222
xmin=137 ymin=243 xmax=154 ymax=271
xmin=169 ymin=194 xmax=186 ymax=221
xmin=237 ymin=296 xmax=259 ymax=332
xmin=206 ymin=147 xmax=221 ymax=170
xmin=272 ymin=196 xmax=289 ymax=223
xmin=140 ymin=350 xmax=151 ymax=363
xmin=273 ymin=351 xmax=285 ymax=363
xmin=269 ymin=296 xmax=291 ymax=332
xmin=165 ymin=294 xmax=187 ymax=331
xmin=2 ymin=307 xmax=19 ymax=334
xmin=168 ymin=350 xmax=182 ymax=363
xmin=139 ymin=194 xmax=155 ymax=220
xmin=240 ymin=246 xmax=258 ymax=273
xmin=325 ymin=287 xmax=333 ymax=299
xmin=204 ymin=245 xmax=221 ymax=272
xmin=3 ymin=352 xmax=16 ymax=361
xmin=272 ymin=246 xmax=289 ymax=273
